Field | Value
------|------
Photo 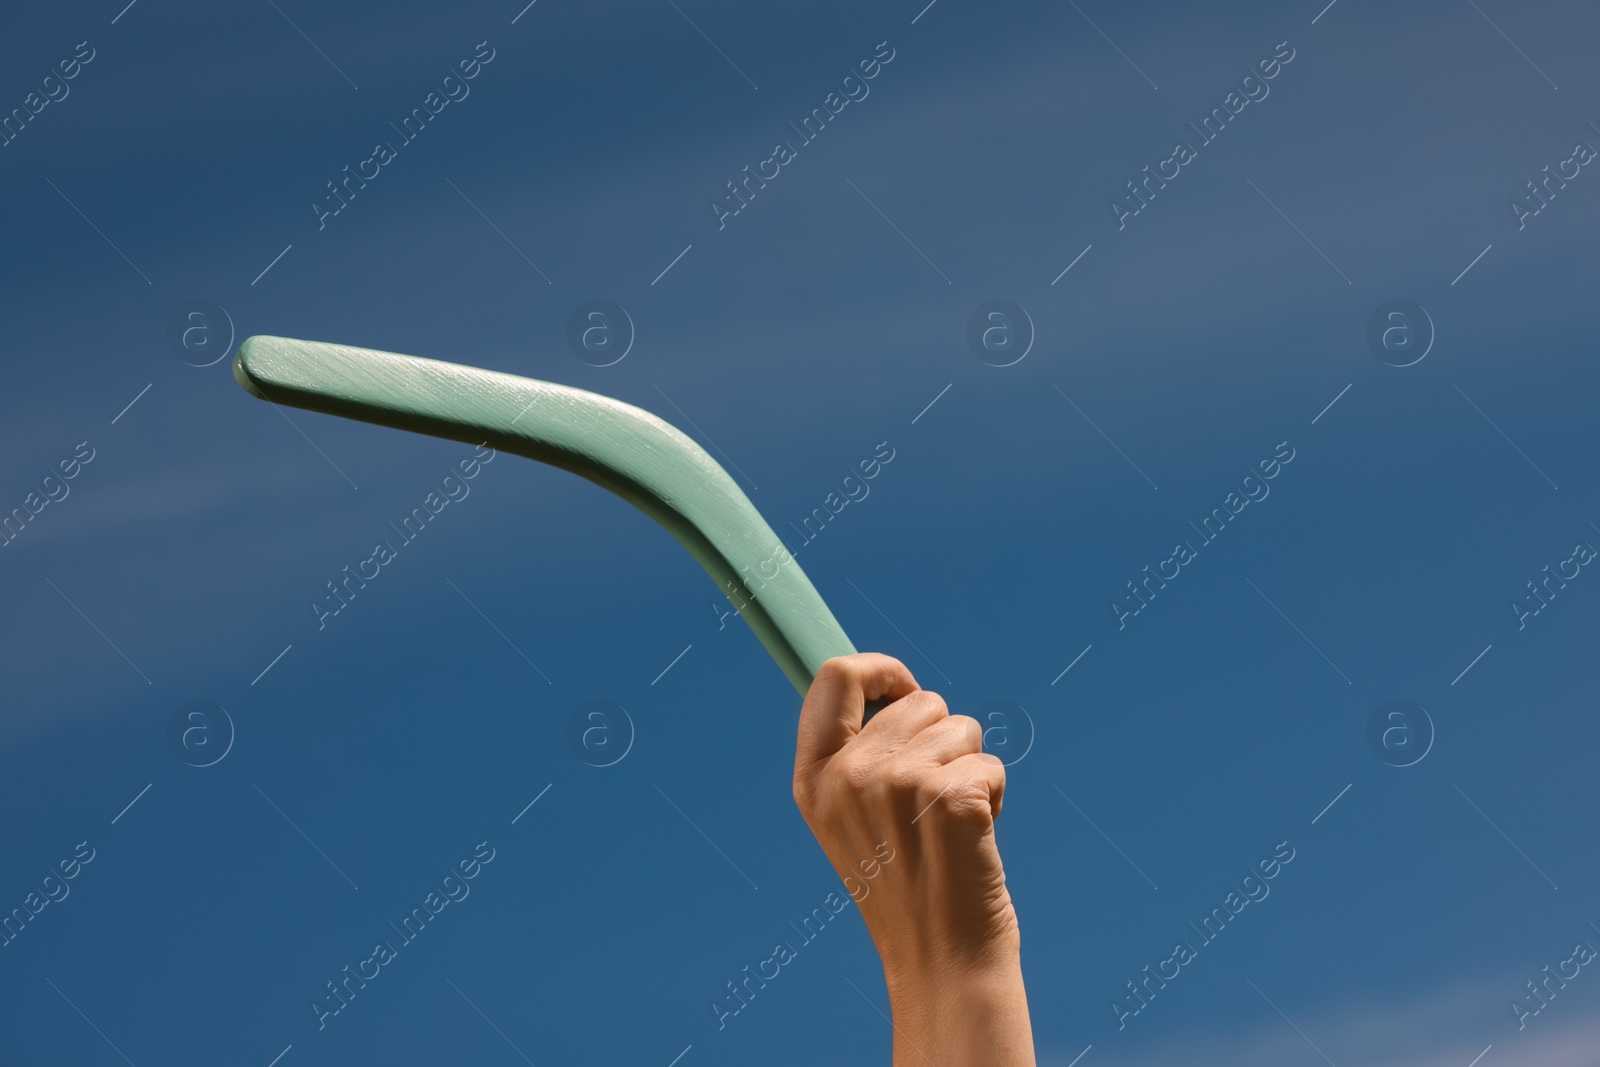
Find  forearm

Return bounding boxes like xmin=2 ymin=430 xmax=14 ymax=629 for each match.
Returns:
xmin=883 ymin=953 xmax=1035 ymax=1067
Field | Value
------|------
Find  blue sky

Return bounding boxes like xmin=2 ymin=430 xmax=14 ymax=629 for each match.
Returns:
xmin=2 ymin=0 xmax=1598 ymax=1064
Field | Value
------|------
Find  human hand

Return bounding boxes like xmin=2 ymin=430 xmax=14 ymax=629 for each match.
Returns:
xmin=792 ymin=653 xmax=1035 ymax=1066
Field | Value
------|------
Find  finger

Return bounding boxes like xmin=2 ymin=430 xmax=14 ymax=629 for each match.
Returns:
xmin=795 ymin=654 xmax=918 ymax=769
xmin=901 ymin=713 xmax=982 ymax=765
xmin=858 ymin=688 xmax=949 ymax=748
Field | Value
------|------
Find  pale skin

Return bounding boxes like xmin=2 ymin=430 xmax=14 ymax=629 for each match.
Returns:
xmin=792 ymin=653 xmax=1035 ymax=1066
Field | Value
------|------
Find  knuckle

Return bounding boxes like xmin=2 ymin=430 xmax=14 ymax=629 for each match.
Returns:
xmin=948 ymin=795 xmax=993 ymax=825
xmin=821 ymin=747 xmax=853 ymax=781
xmin=942 ymin=779 xmax=993 ymax=822
xmin=890 ymin=761 xmax=926 ymax=797
xmin=838 ymin=750 xmax=886 ymax=794
xmin=839 ymin=756 xmax=872 ymax=792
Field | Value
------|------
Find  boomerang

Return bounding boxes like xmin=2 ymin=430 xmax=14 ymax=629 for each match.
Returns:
xmin=234 ymin=335 xmax=877 ymax=709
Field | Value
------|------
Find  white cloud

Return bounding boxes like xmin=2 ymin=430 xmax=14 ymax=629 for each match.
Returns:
xmin=1046 ymin=977 xmax=1600 ymax=1067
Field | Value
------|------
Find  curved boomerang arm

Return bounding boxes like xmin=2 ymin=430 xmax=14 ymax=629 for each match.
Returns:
xmin=233 ymin=335 xmax=861 ymax=700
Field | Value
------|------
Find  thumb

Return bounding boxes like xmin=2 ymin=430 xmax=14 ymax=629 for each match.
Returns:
xmin=795 ymin=654 xmax=918 ymax=774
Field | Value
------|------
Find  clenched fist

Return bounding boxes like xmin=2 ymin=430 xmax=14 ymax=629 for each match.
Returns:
xmin=792 ymin=654 xmax=1035 ymax=1066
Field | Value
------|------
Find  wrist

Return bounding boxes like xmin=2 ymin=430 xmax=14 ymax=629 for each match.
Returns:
xmin=881 ymin=943 xmax=1023 ymax=1009
xmin=881 ymin=950 xmax=1034 ymax=1067
xmin=872 ymin=903 xmax=1023 ymax=993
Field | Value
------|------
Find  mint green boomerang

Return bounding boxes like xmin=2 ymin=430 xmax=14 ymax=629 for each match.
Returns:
xmin=233 ymin=335 xmax=859 ymax=698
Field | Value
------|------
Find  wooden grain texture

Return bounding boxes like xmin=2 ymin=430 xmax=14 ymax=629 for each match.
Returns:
xmin=233 ymin=335 xmax=858 ymax=696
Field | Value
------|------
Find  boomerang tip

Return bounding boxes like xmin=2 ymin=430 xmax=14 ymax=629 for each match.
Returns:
xmin=234 ymin=334 xmax=344 ymax=404
xmin=232 ymin=335 xmax=277 ymax=401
